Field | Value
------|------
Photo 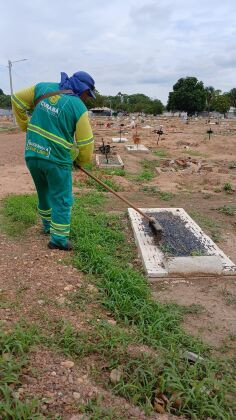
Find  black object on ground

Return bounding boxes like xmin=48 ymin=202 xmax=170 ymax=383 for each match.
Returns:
xmin=142 ymin=211 xmax=209 ymax=257
xmin=98 ymin=139 xmax=112 ymax=163
xmin=154 ymin=129 xmax=164 ymax=145
xmin=207 ymin=128 xmax=213 ymax=140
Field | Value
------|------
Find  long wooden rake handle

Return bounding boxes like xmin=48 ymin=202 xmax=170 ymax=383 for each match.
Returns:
xmin=78 ymin=165 xmax=158 ymax=225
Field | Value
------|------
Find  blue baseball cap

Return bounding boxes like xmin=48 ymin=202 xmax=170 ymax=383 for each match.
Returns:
xmin=73 ymin=71 xmax=96 ymax=98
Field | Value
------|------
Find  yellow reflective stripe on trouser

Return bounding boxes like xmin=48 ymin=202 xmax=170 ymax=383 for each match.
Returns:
xmin=28 ymin=124 xmax=73 ymax=150
xmin=38 ymin=208 xmax=51 ymax=221
xmin=50 ymin=229 xmax=70 ymax=237
xmin=11 ymin=94 xmax=29 ymax=111
xmin=51 ymin=222 xmax=70 ymax=230
xmin=42 ymin=216 xmax=51 ymax=221
xmin=38 ymin=207 xmax=52 ymax=215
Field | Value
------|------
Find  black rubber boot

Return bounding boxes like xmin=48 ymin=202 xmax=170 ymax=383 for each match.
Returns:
xmin=48 ymin=240 xmax=73 ymax=251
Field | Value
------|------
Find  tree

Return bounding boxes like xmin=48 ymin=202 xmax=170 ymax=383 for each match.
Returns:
xmin=143 ymin=99 xmax=164 ymax=115
xmin=85 ymin=90 xmax=164 ymax=115
xmin=205 ymin=86 xmax=216 ymax=113
xmin=229 ymin=88 xmax=236 ymax=107
xmin=86 ymin=90 xmax=105 ymax=109
xmin=167 ymin=77 xmax=206 ymax=115
xmin=212 ymin=93 xmax=231 ymax=116
xmin=0 ymin=89 xmax=11 ymax=109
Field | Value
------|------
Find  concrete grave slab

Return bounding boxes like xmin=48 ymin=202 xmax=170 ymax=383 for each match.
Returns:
xmin=112 ymin=137 xmax=128 ymax=143
xmin=95 ymin=154 xmax=124 ymax=169
xmin=128 ymin=208 xmax=236 ymax=278
xmin=125 ymin=145 xmax=150 ymax=153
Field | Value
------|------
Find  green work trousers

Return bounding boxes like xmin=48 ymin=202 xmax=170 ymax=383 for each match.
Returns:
xmin=26 ymin=158 xmax=73 ymax=247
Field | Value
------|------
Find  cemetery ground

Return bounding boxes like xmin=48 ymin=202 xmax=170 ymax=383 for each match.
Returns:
xmin=0 ymin=116 xmax=235 ymax=419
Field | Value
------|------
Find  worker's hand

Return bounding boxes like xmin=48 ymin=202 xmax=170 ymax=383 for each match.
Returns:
xmin=73 ymin=161 xmax=80 ymax=169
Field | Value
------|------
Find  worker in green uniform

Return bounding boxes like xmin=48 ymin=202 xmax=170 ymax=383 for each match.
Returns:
xmin=11 ymin=71 xmax=95 ymax=250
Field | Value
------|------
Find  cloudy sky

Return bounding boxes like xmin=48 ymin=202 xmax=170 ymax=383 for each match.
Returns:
xmin=0 ymin=0 xmax=235 ymax=104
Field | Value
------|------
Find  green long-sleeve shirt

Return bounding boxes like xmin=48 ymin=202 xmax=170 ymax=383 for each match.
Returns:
xmin=11 ymin=82 xmax=94 ymax=166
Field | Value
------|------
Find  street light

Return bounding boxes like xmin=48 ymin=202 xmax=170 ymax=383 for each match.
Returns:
xmin=8 ymin=58 xmax=27 ymax=124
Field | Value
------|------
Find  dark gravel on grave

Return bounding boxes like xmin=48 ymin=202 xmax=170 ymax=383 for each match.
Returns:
xmin=142 ymin=211 xmax=209 ymax=257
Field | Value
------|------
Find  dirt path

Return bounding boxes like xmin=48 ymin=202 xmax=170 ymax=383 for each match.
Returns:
xmin=0 ymin=131 xmax=34 ymax=196
xmin=151 ymin=276 xmax=236 ymax=352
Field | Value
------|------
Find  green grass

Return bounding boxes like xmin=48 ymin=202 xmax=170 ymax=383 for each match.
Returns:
xmin=218 ymin=205 xmax=236 ymax=216
xmin=49 ymin=319 xmax=135 ymax=359
xmin=136 ymin=160 xmax=159 ymax=182
xmin=189 ymin=211 xmax=222 ymax=243
xmin=0 ymin=323 xmax=41 ymax=418
xmin=140 ymin=186 xmax=174 ymax=201
xmin=190 ymin=250 xmax=204 ymax=256
xmin=48 ymin=318 xmax=236 ymax=418
xmin=137 ymin=170 xmax=154 ymax=182
xmin=66 ymin=284 xmax=92 ymax=311
xmin=182 ymin=150 xmax=208 ymax=157
xmin=1 ymin=193 xmax=236 ymax=418
xmin=158 ymin=191 xmax=174 ymax=201
xmin=85 ymin=177 xmax=122 ymax=192
xmin=224 ymin=182 xmax=233 ymax=193
xmin=141 ymin=159 xmax=159 ymax=171
xmin=153 ymin=149 xmax=168 ymax=158
xmin=220 ymin=288 xmax=236 ymax=306
xmin=101 ymin=168 xmax=126 ymax=177
xmin=214 ymin=186 xmax=222 ymax=193
xmin=76 ymin=167 xmax=123 ymax=192
xmin=79 ymin=395 xmax=122 ymax=419
xmin=1 ymin=194 xmax=37 ymax=236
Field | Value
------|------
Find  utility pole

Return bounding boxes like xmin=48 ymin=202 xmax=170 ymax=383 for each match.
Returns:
xmin=109 ymin=100 xmax=112 ymax=116
xmin=7 ymin=58 xmax=27 ymax=125
xmin=8 ymin=60 xmax=13 ymax=98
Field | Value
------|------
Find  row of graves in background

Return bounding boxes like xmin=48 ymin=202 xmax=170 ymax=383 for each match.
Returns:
xmin=94 ymin=116 xmax=217 ymax=169
xmin=95 ymin=119 xmax=151 ymax=169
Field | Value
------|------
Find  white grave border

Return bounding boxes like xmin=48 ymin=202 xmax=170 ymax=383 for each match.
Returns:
xmin=128 ymin=208 xmax=236 ymax=278
xmin=112 ymin=137 xmax=128 ymax=143
xmin=95 ymin=154 xmax=124 ymax=169
xmin=125 ymin=145 xmax=149 ymax=153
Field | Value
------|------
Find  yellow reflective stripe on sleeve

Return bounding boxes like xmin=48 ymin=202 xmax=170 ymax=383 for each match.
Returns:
xmin=28 ymin=123 xmax=73 ymax=150
xmin=77 ymin=137 xmax=94 ymax=146
xmin=11 ymin=94 xmax=29 ymax=111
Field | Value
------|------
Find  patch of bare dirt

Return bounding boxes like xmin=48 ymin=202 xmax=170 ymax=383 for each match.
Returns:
xmin=151 ymin=276 xmax=236 ymax=353
xmin=0 ymin=131 xmax=34 ymax=197
xmin=21 ymin=347 xmax=161 ymax=420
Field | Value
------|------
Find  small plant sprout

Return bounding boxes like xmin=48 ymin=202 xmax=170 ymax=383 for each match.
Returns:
xmin=223 ymin=182 xmax=233 ymax=193
xmin=190 ymin=249 xmax=203 ymax=256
